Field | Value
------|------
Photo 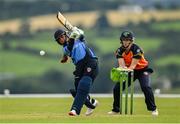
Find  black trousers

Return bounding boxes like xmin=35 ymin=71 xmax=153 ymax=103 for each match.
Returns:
xmin=71 ymin=58 xmax=99 ymax=109
xmin=73 ymin=58 xmax=99 ymax=89
xmin=112 ymin=69 xmax=157 ymax=112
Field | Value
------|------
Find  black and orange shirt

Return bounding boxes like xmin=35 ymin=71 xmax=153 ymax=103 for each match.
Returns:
xmin=116 ymin=43 xmax=148 ymax=70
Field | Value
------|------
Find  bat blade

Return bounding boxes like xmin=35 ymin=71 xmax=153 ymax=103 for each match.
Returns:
xmin=57 ymin=11 xmax=73 ymax=31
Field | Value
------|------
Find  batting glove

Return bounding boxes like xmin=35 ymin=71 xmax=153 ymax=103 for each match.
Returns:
xmin=72 ymin=27 xmax=84 ymax=35
xmin=70 ymin=27 xmax=84 ymax=39
xmin=60 ymin=55 xmax=68 ymax=63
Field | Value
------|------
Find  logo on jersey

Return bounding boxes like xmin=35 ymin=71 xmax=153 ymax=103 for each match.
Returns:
xmin=123 ymin=31 xmax=130 ymax=37
xmin=137 ymin=49 xmax=140 ymax=53
xmin=143 ymin=72 xmax=149 ymax=75
xmin=87 ymin=67 xmax=92 ymax=72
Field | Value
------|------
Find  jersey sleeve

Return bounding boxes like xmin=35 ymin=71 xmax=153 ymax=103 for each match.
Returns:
xmin=116 ymin=47 xmax=124 ymax=58
xmin=63 ymin=46 xmax=71 ymax=56
xmin=132 ymin=44 xmax=143 ymax=59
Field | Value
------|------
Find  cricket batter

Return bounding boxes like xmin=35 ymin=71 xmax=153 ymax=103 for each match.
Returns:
xmin=108 ymin=31 xmax=158 ymax=116
xmin=53 ymin=27 xmax=99 ymax=116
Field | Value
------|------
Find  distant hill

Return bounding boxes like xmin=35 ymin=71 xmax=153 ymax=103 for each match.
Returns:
xmin=0 ymin=10 xmax=180 ymax=34
xmin=0 ymin=0 xmax=123 ymax=20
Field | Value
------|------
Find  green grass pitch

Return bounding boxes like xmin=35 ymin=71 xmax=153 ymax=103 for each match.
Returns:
xmin=0 ymin=97 xmax=180 ymax=123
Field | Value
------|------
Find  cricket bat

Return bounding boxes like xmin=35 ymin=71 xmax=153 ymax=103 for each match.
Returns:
xmin=57 ymin=11 xmax=73 ymax=31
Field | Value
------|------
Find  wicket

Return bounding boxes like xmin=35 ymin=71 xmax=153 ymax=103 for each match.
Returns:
xmin=110 ymin=68 xmax=134 ymax=115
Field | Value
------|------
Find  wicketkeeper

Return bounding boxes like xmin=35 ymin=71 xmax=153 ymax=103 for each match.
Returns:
xmin=108 ymin=31 xmax=158 ymax=116
xmin=53 ymin=27 xmax=99 ymax=116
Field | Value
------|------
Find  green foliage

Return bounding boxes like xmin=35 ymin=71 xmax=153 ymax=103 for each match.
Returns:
xmin=0 ymin=50 xmax=73 ymax=77
xmin=154 ymin=56 xmax=180 ymax=88
xmin=0 ymin=97 xmax=180 ymax=123
xmin=95 ymin=37 xmax=162 ymax=54
xmin=10 ymin=32 xmax=59 ymax=54
xmin=135 ymin=38 xmax=163 ymax=52
xmin=151 ymin=21 xmax=180 ymax=31
xmin=155 ymin=55 xmax=180 ymax=66
xmin=94 ymin=38 xmax=119 ymax=54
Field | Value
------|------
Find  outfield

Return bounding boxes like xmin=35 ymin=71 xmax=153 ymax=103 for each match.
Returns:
xmin=0 ymin=96 xmax=180 ymax=123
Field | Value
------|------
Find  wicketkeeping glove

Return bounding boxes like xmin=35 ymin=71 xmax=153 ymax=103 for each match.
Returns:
xmin=110 ymin=67 xmax=133 ymax=82
xmin=69 ymin=27 xmax=84 ymax=39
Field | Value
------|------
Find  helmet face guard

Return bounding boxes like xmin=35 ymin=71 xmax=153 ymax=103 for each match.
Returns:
xmin=54 ymin=29 xmax=66 ymax=41
xmin=54 ymin=29 xmax=66 ymax=45
xmin=120 ymin=31 xmax=134 ymax=49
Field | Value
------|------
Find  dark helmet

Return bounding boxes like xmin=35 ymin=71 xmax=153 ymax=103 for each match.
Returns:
xmin=54 ymin=29 xmax=66 ymax=41
xmin=120 ymin=31 xmax=134 ymax=41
